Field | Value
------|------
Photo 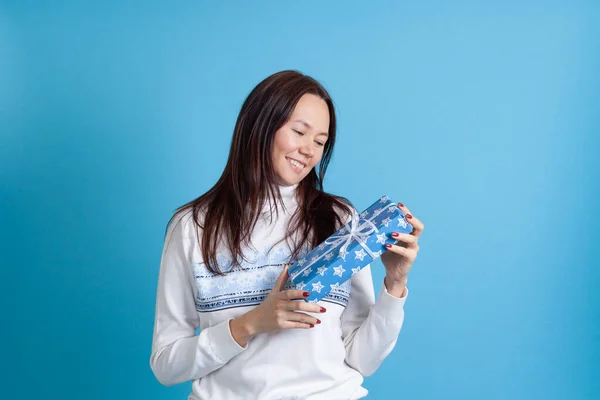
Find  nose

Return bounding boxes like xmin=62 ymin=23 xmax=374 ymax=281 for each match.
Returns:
xmin=299 ymin=140 xmax=315 ymax=158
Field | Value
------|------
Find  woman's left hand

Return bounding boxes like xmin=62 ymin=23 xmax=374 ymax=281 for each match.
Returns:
xmin=380 ymin=203 xmax=424 ymax=285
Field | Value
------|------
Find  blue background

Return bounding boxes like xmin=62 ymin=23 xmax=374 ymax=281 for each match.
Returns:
xmin=1 ymin=1 xmax=599 ymax=399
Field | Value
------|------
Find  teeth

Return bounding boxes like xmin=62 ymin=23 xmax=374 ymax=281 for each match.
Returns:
xmin=288 ymin=158 xmax=305 ymax=169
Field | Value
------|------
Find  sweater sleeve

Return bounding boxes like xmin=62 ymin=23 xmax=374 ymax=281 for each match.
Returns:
xmin=149 ymin=212 xmax=247 ymax=386
xmin=339 ymin=264 xmax=408 ymax=377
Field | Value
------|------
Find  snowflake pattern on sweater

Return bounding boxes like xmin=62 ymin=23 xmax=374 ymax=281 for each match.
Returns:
xmin=192 ymin=245 xmax=352 ymax=312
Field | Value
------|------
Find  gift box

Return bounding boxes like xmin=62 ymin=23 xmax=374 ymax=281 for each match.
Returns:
xmin=288 ymin=196 xmax=413 ymax=303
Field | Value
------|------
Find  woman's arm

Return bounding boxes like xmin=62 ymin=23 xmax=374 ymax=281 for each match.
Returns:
xmin=149 ymin=212 xmax=246 ymax=386
xmin=339 ymin=264 xmax=408 ymax=377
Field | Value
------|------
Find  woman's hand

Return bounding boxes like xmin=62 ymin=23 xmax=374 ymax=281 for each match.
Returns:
xmin=380 ymin=203 xmax=424 ymax=297
xmin=230 ymin=264 xmax=326 ymax=347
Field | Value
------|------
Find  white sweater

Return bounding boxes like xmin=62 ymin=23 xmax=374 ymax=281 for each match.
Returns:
xmin=150 ymin=184 xmax=408 ymax=400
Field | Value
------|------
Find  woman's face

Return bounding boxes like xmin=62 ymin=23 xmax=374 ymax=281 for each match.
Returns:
xmin=272 ymin=93 xmax=330 ymax=187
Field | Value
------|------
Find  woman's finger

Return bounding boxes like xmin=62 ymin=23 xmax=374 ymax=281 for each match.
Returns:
xmin=398 ymin=203 xmax=424 ymax=237
xmin=271 ymin=264 xmax=290 ymax=293
xmin=279 ymin=289 xmax=310 ymax=301
xmin=285 ymin=299 xmax=326 ymax=314
xmin=284 ymin=311 xmax=321 ymax=326
xmin=385 ymin=243 xmax=419 ymax=260
xmin=281 ymin=321 xmax=315 ymax=329
xmin=391 ymin=232 xmax=419 ymax=248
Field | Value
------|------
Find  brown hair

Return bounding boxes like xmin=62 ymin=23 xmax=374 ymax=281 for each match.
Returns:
xmin=169 ymin=70 xmax=353 ymax=275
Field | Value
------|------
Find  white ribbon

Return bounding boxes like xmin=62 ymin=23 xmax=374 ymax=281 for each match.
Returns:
xmin=290 ymin=202 xmax=397 ymax=282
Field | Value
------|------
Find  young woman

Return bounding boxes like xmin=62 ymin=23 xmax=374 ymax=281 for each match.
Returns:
xmin=150 ymin=70 xmax=424 ymax=400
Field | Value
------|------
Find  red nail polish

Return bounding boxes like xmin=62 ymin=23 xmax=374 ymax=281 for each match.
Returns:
xmin=303 ymin=291 xmax=310 ymax=297
xmin=392 ymin=232 xmax=399 ymax=237
xmin=320 ymin=307 xmax=326 ymax=313
xmin=316 ymin=319 xmax=321 ymax=324
xmin=386 ymin=244 xmax=392 ymax=248
xmin=309 ymin=324 xmax=315 ymax=328
xmin=398 ymin=203 xmax=404 ymax=207
xmin=407 ymin=214 xmax=413 ymax=219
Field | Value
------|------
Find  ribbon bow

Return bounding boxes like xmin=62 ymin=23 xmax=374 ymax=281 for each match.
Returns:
xmin=289 ymin=202 xmax=397 ymax=282
xmin=325 ymin=207 xmax=379 ymax=260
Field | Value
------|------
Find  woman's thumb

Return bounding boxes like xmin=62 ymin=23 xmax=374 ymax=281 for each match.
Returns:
xmin=272 ymin=263 xmax=289 ymax=292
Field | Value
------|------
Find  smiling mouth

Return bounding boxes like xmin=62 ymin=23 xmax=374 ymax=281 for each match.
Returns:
xmin=286 ymin=157 xmax=306 ymax=172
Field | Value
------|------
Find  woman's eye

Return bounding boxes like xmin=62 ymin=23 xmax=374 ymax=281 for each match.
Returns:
xmin=293 ymin=129 xmax=324 ymax=147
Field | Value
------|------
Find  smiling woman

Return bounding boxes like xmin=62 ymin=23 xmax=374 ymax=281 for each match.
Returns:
xmin=149 ymin=70 xmax=420 ymax=400
xmin=272 ymin=94 xmax=330 ymax=186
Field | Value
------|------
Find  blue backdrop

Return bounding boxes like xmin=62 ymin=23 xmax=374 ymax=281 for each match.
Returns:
xmin=2 ymin=1 xmax=599 ymax=399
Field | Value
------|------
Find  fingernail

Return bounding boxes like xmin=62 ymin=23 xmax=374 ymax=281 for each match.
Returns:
xmin=320 ymin=307 xmax=326 ymax=313
xmin=398 ymin=203 xmax=404 ymax=207
xmin=406 ymin=214 xmax=413 ymax=219
xmin=392 ymin=232 xmax=399 ymax=237
xmin=303 ymin=291 xmax=310 ymax=297
xmin=309 ymin=324 xmax=315 ymax=328
xmin=316 ymin=319 xmax=321 ymax=324
xmin=386 ymin=244 xmax=392 ymax=248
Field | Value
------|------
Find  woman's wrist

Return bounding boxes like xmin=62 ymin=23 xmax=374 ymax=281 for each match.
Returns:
xmin=384 ymin=275 xmax=408 ymax=298
xmin=230 ymin=312 xmax=257 ymax=347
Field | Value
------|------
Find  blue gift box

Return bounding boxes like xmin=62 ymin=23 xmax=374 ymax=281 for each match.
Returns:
xmin=288 ymin=196 xmax=413 ymax=303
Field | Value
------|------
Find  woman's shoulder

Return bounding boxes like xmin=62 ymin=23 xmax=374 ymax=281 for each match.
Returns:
xmin=165 ymin=206 xmax=206 ymax=241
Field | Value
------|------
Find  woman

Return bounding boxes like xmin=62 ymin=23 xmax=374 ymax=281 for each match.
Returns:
xmin=150 ymin=70 xmax=424 ymax=400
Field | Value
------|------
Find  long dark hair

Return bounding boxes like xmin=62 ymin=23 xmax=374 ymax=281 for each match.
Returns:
xmin=169 ymin=70 xmax=353 ymax=275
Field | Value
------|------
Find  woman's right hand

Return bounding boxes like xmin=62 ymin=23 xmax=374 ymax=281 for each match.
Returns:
xmin=229 ymin=264 xmax=326 ymax=347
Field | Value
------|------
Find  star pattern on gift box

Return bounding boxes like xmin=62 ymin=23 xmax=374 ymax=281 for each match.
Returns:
xmin=376 ymin=232 xmax=388 ymax=244
xmin=333 ymin=265 xmax=346 ymax=277
xmin=295 ymin=281 xmax=306 ymax=290
xmin=312 ymin=281 xmax=324 ymax=293
xmin=398 ymin=216 xmax=408 ymax=229
xmin=287 ymin=196 xmax=405 ymax=304
xmin=355 ymin=249 xmax=367 ymax=261
xmin=339 ymin=248 xmax=349 ymax=260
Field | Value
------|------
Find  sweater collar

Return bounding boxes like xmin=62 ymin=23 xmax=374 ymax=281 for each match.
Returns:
xmin=278 ymin=182 xmax=299 ymax=200
xmin=259 ymin=183 xmax=299 ymax=216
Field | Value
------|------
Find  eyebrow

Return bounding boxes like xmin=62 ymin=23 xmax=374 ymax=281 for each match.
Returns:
xmin=293 ymin=119 xmax=329 ymax=137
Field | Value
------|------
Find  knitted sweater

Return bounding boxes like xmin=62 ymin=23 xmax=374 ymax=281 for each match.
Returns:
xmin=150 ymin=183 xmax=408 ymax=400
